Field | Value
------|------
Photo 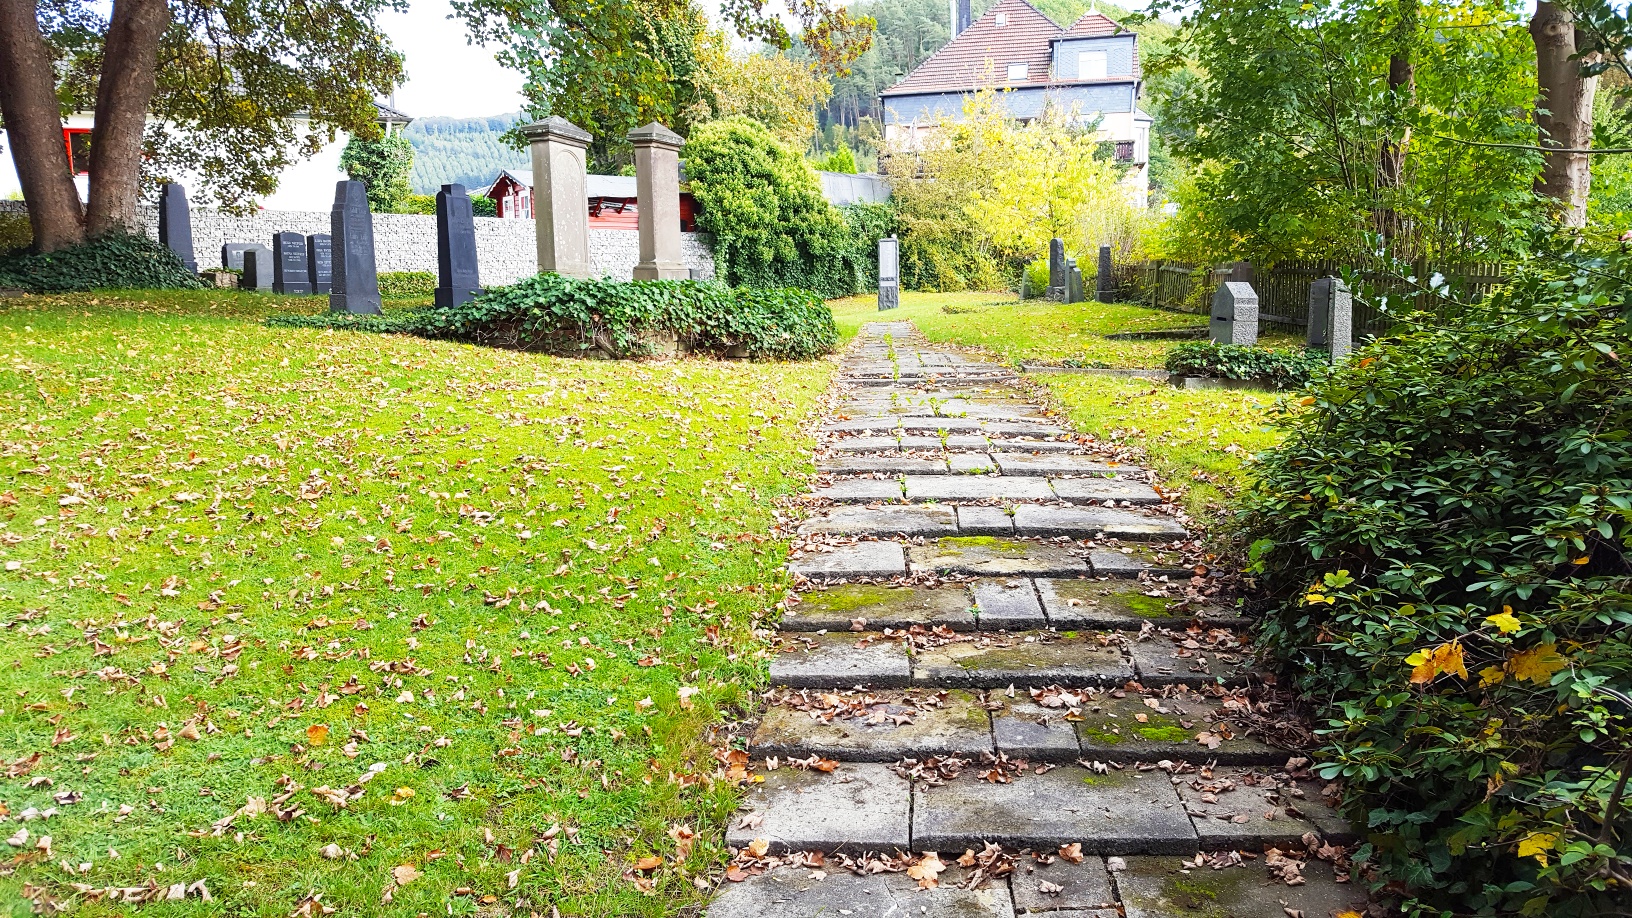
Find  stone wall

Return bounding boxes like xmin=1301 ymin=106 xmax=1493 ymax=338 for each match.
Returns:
xmin=0 ymin=200 xmax=715 ymax=285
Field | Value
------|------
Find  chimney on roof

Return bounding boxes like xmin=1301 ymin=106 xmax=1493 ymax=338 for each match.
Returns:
xmin=949 ymin=0 xmax=971 ymax=36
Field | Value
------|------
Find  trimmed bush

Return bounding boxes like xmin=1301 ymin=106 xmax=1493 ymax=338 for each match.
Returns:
xmin=0 ymin=212 xmax=31 ymax=255
xmin=1165 ymin=341 xmax=1328 ymax=388
xmin=266 ymin=272 xmax=837 ymax=360
xmin=378 ymin=271 xmax=436 ymax=297
xmin=1233 ymin=247 xmax=1632 ymax=915
xmin=0 ymin=231 xmax=204 ymax=292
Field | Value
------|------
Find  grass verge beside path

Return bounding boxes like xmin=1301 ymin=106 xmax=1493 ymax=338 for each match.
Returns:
xmin=1031 ymin=374 xmax=1284 ymax=521
xmin=0 ymin=291 xmax=833 ymax=916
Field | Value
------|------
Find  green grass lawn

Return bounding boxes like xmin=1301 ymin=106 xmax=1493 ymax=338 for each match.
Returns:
xmin=829 ymin=291 xmax=1301 ymax=369
xmin=0 ymin=289 xmax=833 ymax=916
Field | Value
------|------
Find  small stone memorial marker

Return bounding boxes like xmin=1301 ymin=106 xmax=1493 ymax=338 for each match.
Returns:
xmin=307 ymin=234 xmax=333 ymax=294
xmin=221 ymin=243 xmax=262 ymax=272
xmin=1210 ymin=281 xmax=1259 ymax=346
xmin=1308 ymin=277 xmax=1352 ymax=362
xmin=1095 ymin=244 xmax=1113 ymax=302
xmin=877 ymin=235 xmax=900 ymax=311
xmin=158 ymin=183 xmax=196 ymax=273
xmin=329 ymin=180 xmax=382 ymax=315
xmin=435 ymin=183 xmax=483 ymax=307
xmin=272 ymin=232 xmax=311 ymax=295
xmin=1047 ymin=237 xmax=1066 ymax=301
xmin=241 ymin=245 xmax=275 ymax=291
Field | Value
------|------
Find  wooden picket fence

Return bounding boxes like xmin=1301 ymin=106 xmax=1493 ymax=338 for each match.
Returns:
xmin=1111 ymin=257 xmax=1510 ymax=335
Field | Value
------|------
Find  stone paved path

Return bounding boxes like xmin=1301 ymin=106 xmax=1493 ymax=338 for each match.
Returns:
xmin=707 ymin=324 xmax=1363 ymax=917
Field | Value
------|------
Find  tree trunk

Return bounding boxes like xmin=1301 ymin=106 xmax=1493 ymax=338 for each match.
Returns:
xmin=1531 ymin=1 xmax=1599 ymax=228
xmin=0 ymin=0 xmax=86 ymax=251
xmin=1376 ymin=0 xmax=1416 ymax=248
xmin=85 ymin=0 xmax=171 ymax=236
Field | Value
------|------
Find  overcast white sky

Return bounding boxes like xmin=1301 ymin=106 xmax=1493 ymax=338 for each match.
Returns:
xmin=379 ymin=0 xmax=527 ymax=119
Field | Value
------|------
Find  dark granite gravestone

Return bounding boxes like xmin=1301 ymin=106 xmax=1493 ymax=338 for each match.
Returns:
xmin=435 ymin=183 xmax=483 ymax=307
xmin=1308 ymin=277 xmax=1352 ymax=362
xmin=1065 ymin=260 xmax=1083 ymax=304
xmin=1094 ymin=244 xmax=1113 ymax=302
xmin=329 ymin=181 xmax=382 ymax=315
xmin=221 ymin=243 xmax=266 ymax=271
xmin=877 ymin=235 xmax=900 ymax=311
xmin=272 ymin=232 xmax=312 ymax=295
xmin=158 ymin=183 xmax=196 ymax=273
xmin=241 ymin=245 xmax=276 ymax=291
xmin=1047 ymin=237 xmax=1066 ymax=300
xmin=306 ymin=234 xmax=333 ymax=294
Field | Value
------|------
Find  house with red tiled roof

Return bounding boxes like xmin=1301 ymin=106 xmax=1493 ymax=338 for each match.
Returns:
xmin=881 ymin=0 xmax=1154 ymax=205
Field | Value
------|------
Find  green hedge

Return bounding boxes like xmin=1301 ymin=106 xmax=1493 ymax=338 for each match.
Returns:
xmin=0 ymin=212 xmax=31 ymax=255
xmin=378 ymin=271 xmax=436 ymax=297
xmin=0 ymin=231 xmax=204 ymax=292
xmin=1165 ymin=342 xmax=1329 ymax=388
xmin=1234 ymin=246 xmax=1632 ymax=915
xmin=266 ymin=272 xmax=837 ymax=360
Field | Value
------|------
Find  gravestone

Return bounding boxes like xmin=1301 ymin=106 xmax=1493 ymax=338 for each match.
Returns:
xmin=1094 ymin=244 xmax=1113 ymax=302
xmin=1047 ymin=237 xmax=1067 ymax=301
xmin=435 ymin=183 xmax=483 ymax=307
xmin=272 ymin=231 xmax=311 ymax=295
xmin=158 ymin=183 xmax=196 ymax=273
xmin=1308 ymin=277 xmax=1352 ymax=362
xmin=306 ymin=234 xmax=333 ymax=294
xmin=329 ymin=180 xmax=382 ymax=315
xmin=519 ymin=116 xmax=592 ymax=278
xmin=877 ymin=235 xmax=900 ymax=311
xmin=242 ymin=247 xmax=275 ymax=291
xmin=1210 ymin=281 xmax=1259 ymax=346
xmin=221 ymin=242 xmax=268 ymax=272
xmin=629 ymin=123 xmax=689 ymax=280
xmin=1065 ymin=259 xmax=1083 ymax=304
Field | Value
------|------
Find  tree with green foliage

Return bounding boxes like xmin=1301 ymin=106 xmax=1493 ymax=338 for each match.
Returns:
xmin=814 ymin=142 xmax=858 ymax=173
xmin=0 ymin=0 xmax=405 ymax=251
xmin=341 ymin=130 xmax=414 ymax=214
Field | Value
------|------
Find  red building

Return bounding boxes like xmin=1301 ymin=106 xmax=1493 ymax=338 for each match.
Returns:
xmin=483 ymin=169 xmax=699 ymax=230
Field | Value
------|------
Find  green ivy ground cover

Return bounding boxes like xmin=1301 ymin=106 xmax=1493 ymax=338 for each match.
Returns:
xmin=0 ymin=291 xmax=833 ymax=916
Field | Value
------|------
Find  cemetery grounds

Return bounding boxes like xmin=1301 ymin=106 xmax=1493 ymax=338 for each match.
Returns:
xmin=1 ymin=287 xmax=1282 ymax=915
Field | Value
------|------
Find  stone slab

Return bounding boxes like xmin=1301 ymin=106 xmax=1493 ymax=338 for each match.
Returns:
xmin=1088 ymin=547 xmax=1191 ymax=578
xmin=990 ymin=697 xmax=1080 ymax=762
xmin=946 ymin=435 xmax=995 ymax=451
xmin=992 ymin=454 xmax=1128 ymax=477
xmin=1074 ymin=691 xmax=1281 ymax=765
xmin=1048 ymin=478 xmax=1164 ymax=506
xmin=971 ymin=579 xmax=1048 ymax=630
xmin=905 ymin=476 xmax=1054 ymax=502
xmin=771 ymin=632 xmax=912 ymax=688
xmin=949 ymin=452 xmax=999 ymax=474
xmin=1036 ymin=580 xmax=1196 ymax=630
xmin=983 ymin=439 xmax=1085 ymax=454
xmin=788 ymin=541 xmax=907 ymax=580
xmin=910 ymin=539 xmax=1089 ymax=578
xmin=750 ymin=690 xmax=993 ymax=762
xmin=1115 ymin=857 xmax=1367 ymax=918
xmin=911 ymin=766 xmax=1197 ymax=854
xmin=708 ymin=868 xmax=1016 ymax=918
xmin=1011 ymin=506 xmax=1187 ymax=540
xmin=725 ymin=764 xmax=910 ymax=854
xmin=813 ymin=480 xmax=907 ymax=503
xmin=1010 ymin=857 xmax=1117 ymax=914
xmin=830 ymin=436 xmax=903 ymax=454
xmin=1174 ymin=767 xmax=1356 ymax=846
xmin=819 ymin=456 xmax=948 ymax=475
xmin=783 ymin=584 xmax=976 ymax=632
xmin=957 ymin=505 xmax=1015 ymax=536
xmin=1127 ymin=636 xmax=1256 ymax=688
xmin=911 ymin=634 xmax=1133 ymax=689
xmin=800 ymin=505 xmax=958 ymax=537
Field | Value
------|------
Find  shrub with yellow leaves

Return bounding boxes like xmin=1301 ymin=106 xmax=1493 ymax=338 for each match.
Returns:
xmin=1235 ymin=240 xmax=1632 ymax=915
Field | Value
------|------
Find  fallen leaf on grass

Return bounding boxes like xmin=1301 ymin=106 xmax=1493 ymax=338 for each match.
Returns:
xmin=306 ymin=724 xmax=329 ymax=746
xmin=390 ymin=864 xmax=421 ymax=886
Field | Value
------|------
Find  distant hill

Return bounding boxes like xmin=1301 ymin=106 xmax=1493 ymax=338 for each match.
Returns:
xmin=404 ymin=113 xmax=531 ymax=195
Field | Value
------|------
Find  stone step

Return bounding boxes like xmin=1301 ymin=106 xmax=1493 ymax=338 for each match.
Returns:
xmin=749 ymin=685 xmax=1286 ymax=766
xmin=766 ymin=631 xmax=1260 ymax=691
xmin=787 ymin=540 xmax=1193 ymax=582
xmin=828 ymin=436 xmax=1091 ymax=455
xmin=824 ymin=418 xmax=1071 ymax=437
xmin=710 ymin=857 xmax=1368 ymax=918
xmin=798 ymin=504 xmax=1177 ymax=538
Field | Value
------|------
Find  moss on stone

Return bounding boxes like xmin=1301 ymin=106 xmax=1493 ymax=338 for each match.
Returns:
xmin=804 ymin=584 xmax=909 ymax=613
xmin=1122 ymin=593 xmax=1173 ymax=618
xmin=1135 ymin=724 xmax=1192 ymax=743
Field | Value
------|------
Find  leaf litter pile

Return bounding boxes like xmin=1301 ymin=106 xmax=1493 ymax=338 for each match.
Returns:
xmin=0 ymin=292 xmax=835 ymax=916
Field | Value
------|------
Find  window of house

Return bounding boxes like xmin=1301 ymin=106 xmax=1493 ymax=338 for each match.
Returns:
xmin=1077 ymin=50 xmax=1108 ymax=79
xmin=63 ymin=129 xmax=92 ymax=175
xmin=994 ymin=12 xmax=1008 ymax=25
xmin=1115 ymin=141 xmax=1135 ymax=162
xmin=1007 ymin=62 xmax=1029 ymax=81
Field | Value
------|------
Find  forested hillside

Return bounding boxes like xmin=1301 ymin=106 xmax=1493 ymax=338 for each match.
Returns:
xmin=404 ymin=113 xmax=530 ymax=195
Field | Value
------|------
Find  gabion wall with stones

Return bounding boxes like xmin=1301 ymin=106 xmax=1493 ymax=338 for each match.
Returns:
xmin=0 ymin=200 xmax=715 ymax=285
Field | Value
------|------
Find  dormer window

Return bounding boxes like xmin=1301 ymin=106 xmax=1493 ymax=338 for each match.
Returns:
xmin=994 ymin=12 xmax=1008 ymax=25
xmin=1008 ymin=62 xmax=1029 ymax=81
xmin=1078 ymin=50 xmax=1108 ymax=79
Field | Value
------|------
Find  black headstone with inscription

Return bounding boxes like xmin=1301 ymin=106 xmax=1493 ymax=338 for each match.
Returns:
xmin=329 ymin=181 xmax=382 ymax=315
xmin=306 ymin=234 xmax=333 ymax=294
xmin=158 ymin=183 xmax=197 ymax=273
xmin=434 ymin=183 xmax=483 ymax=308
xmin=272 ymin=231 xmax=312 ymax=295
